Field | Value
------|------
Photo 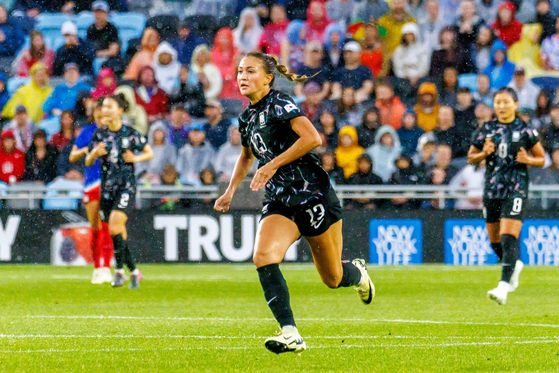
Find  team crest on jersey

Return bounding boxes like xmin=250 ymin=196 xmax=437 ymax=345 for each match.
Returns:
xmin=512 ymin=131 xmax=520 ymax=142
xmin=259 ymin=112 xmax=266 ymax=127
xmin=122 ymin=138 xmax=130 ymax=148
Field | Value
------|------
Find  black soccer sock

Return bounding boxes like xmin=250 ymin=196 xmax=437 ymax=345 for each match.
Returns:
xmin=500 ymin=234 xmax=520 ymax=283
xmin=257 ymin=264 xmax=296 ymax=328
xmin=112 ymin=234 xmax=125 ymax=270
xmin=124 ymin=246 xmax=136 ymax=272
xmin=337 ymin=261 xmax=362 ymax=288
xmin=491 ymin=242 xmax=503 ymax=262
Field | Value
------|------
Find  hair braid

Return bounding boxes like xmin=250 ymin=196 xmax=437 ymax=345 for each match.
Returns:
xmin=246 ymin=52 xmax=320 ymax=87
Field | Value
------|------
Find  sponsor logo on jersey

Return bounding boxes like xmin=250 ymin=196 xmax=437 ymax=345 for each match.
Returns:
xmin=275 ymin=105 xmax=284 ymax=116
xmin=259 ymin=112 xmax=265 ymax=127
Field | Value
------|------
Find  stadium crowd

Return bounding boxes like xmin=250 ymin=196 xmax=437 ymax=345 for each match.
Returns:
xmin=1 ymin=0 xmax=559 ymax=210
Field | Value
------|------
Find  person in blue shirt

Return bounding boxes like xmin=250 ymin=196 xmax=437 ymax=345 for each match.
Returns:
xmin=43 ymin=63 xmax=92 ymax=117
xmin=69 ymin=98 xmax=113 ymax=285
xmin=331 ymin=41 xmax=374 ymax=103
xmin=172 ymin=21 xmax=206 ymax=65
xmin=0 ymin=72 xmax=10 ymax=114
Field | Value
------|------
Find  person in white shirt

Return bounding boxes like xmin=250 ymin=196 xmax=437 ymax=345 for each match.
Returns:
xmin=507 ymin=66 xmax=541 ymax=110
xmin=418 ymin=0 xmax=445 ymax=57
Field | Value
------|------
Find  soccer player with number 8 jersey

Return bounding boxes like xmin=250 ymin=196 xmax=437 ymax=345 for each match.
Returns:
xmin=468 ymin=87 xmax=545 ymax=305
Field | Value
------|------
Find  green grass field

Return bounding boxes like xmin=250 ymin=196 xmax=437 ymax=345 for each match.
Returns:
xmin=1 ymin=264 xmax=559 ymax=372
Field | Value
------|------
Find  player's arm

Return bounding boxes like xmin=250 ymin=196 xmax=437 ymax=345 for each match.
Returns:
xmin=123 ymin=144 xmax=154 ymax=163
xmin=85 ymin=142 xmax=107 ymax=167
xmin=517 ymin=142 xmax=545 ymax=167
xmin=69 ymin=145 xmax=88 ymax=163
xmin=250 ymin=116 xmax=321 ymax=191
xmin=468 ymin=138 xmax=495 ymax=165
xmin=214 ymin=146 xmax=256 ymax=212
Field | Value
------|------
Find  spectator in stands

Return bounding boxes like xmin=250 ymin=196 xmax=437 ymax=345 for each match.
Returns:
xmin=471 ymin=25 xmax=495 ymax=72
xmin=474 ymin=101 xmax=493 ymax=127
xmin=356 ymin=107 xmax=381 ymax=148
xmin=203 ymin=99 xmax=231 ymax=149
xmin=346 ymin=153 xmax=383 ymax=210
xmin=418 ymin=0 xmax=445 ymax=57
xmin=172 ymin=21 xmax=205 ymax=66
xmin=137 ymin=121 xmax=177 ymax=184
xmin=425 ymin=143 xmax=459 ymax=184
xmin=300 ymin=82 xmax=323 ymax=121
xmin=332 ymin=41 xmax=374 ymax=102
xmin=541 ymin=16 xmax=559 ymax=71
xmin=87 ymin=1 xmax=120 ymax=59
xmin=531 ymin=145 xmax=559 ymax=199
xmin=398 ymin=111 xmax=424 ymax=156
xmin=0 ymin=130 xmax=25 ymax=184
xmin=534 ymin=0 xmax=556 ymax=43
xmin=74 ymin=91 xmax=95 ymax=127
xmin=100 ymin=43 xmax=126 ymax=78
xmin=114 ymin=85 xmax=148 ymax=135
xmin=149 ymin=164 xmax=182 ymax=210
xmin=57 ymin=123 xmax=85 ymax=182
xmin=389 ymin=153 xmax=421 ymax=210
xmin=152 ymin=42 xmax=180 ymax=94
xmin=473 ymin=74 xmax=494 ymax=107
xmin=392 ymin=22 xmax=430 ymax=103
xmin=360 ymin=21 xmax=386 ymax=77
xmin=330 ymin=87 xmax=363 ymax=127
xmin=315 ymin=110 xmax=338 ymax=148
xmin=4 ymin=105 xmax=34 ymax=152
xmin=258 ymin=4 xmax=289 ymax=56
xmin=375 ymin=81 xmax=406 ymax=129
xmin=211 ymin=28 xmax=240 ymax=100
xmin=323 ymin=23 xmax=344 ymax=70
xmin=438 ymin=0 xmax=462 ymax=21
xmin=335 ymin=125 xmax=364 ymax=179
xmin=413 ymin=132 xmax=436 ymax=177
xmin=215 ymin=124 xmax=254 ymax=180
xmin=438 ymin=66 xmax=459 ymax=106
xmin=432 ymin=105 xmax=456 ymax=148
xmin=124 ymin=27 xmax=160 ymax=80
xmin=378 ymin=0 xmax=416 ymax=55
xmin=281 ymin=20 xmax=307 ymax=72
xmin=407 ymin=0 xmax=426 ymax=22
xmin=484 ymin=40 xmax=515 ymax=89
xmin=49 ymin=110 xmax=74 ymax=152
xmin=304 ymin=1 xmax=332 ymax=43
xmin=134 ymin=66 xmax=168 ymax=124
xmin=414 ymin=82 xmax=440 ymax=132
xmin=352 ymin=0 xmax=389 ymax=22
xmin=534 ymin=90 xmax=553 ymax=129
xmin=0 ymin=5 xmax=25 ymax=62
xmin=430 ymin=27 xmax=474 ymax=77
xmin=191 ymin=44 xmax=223 ymax=100
xmin=508 ymin=67 xmax=540 ymax=110
xmin=3 ymin=63 xmax=52 ymax=123
xmin=53 ymin=22 xmax=93 ymax=77
xmin=167 ymin=104 xmax=191 ymax=150
xmin=320 ymin=150 xmax=345 ymax=185
xmin=448 ymin=160 xmax=485 ymax=209
xmin=476 ymin=0 xmax=501 ymax=24
xmin=169 ymin=64 xmax=206 ymax=118
xmin=176 ymin=123 xmax=215 ymax=185
xmin=43 ymin=63 xmax=92 ymax=116
xmin=454 ymin=87 xmax=477 ymax=134
xmin=295 ymin=42 xmax=330 ymax=101
xmin=0 ymin=72 xmax=9 ymax=114
xmin=366 ymin=125 xmax=402 ymax=182
xmin=12 ymin=0 xmax=53 ymax=17
xmin=326 ymin=0 xmax=355 ymax=28
xmin=541 ymin=104 xmax=559 ymax=152
xmin=22 ymin=129 xmax=58 ymax=184
xmin=15 ymin=30 xmax=55 ymax=77
xmin=234 ymin=8 xmax=264 ymax=54
xmin=453 ymin=0 xmax=484 ymax=50
xmin=285 ymin=0 xmax=311 ymax=21
xmin=492 ymin=1 xmax=522 ymax=47
xmin=91 ymin=68 xmax=116 ymax=100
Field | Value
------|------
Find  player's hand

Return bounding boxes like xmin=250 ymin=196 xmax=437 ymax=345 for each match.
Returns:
xmin=250 ymin=163 xmax=277 ymax=191
xmin=516 ymin=147 xmax=530 ymax=164
xmin=93 ymin=142 xmax=108 ymax=157
xmin=123 ymin=150 xmax=135 ymax=163
xmin=214 ymin=191 xmax=233 ymax=213
xmin=482 ymin=138 xmax=495 ymax=156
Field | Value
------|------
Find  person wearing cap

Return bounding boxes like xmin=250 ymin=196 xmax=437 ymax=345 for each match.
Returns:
xmin=331 ymin=41 xmax=373 ymax=103
xmin=53 ymin=21 xmax=94 ymax=76
xmin=22 ymin=129 xmax=59 ymax=185
xmin=171 ymin=21 xmax=205 ymax=66
xmin=0 ymin=5 xmax=24 ymax=59
xmin=203 ymin=99 xmax=231 ymax=149
xmin=378 ymin=0 xmax=416 ymax=55
xmin=0 ymin=130 xmax=25 ymax=184
xmin=2 ymin=63 xmax=52 ymax=123
xmin=507 ymin=66 xmax=540 ymax=110
xmin=87 ymin=0 xmax=120 ymax=58
xmin=4 ymin=105 xmax=35 ymax=152
xmin=43 ymin=63 xmax=92 ymax=117
xmin=295 ymin=42 xmax=331 ymax=101
xmin=176 ymin=122 xmax=215 ymax=185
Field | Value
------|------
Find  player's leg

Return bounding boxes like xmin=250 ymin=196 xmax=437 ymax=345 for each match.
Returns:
xmin=484 ymin=199 xmax=503 ymax=261
xmin=85 ymin=199 xmax=103 ymax=284
xmin=253 ymin=214 xmax=305 ymax=354
xmin=108 ymin=208 xmax=140 ymax=289
xmin=305 ymin=220 xmax=374 ymax=304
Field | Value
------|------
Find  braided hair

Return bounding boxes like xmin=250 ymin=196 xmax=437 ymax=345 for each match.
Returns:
xmin=246 ymin=52 xmax=319 ymax=87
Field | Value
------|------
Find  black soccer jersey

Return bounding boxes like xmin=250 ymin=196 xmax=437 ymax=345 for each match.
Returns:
xmin=472 ymin=118 xmax=540 ymax=199
xmin=238 ymin=89 xmax=331 ymax=207
xmin=89 ymin=125 xmax=147 ymax=197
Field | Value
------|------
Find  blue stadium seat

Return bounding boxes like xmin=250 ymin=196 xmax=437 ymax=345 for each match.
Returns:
xmin=93 ymin=57 xmax=108 ymax=75
xmin=38 ymin=116 xmax=61 ymax=141
xmin=458 ymin=74 xmax=479 ymax=93
xmin=76 ymin=12 xmax=95 ymax=39
xmin=7 ymin=77 xmax=30 ymax=95
xmin=531 ymin=77 xmax=559 ymax=92
xmin=43 ymin=179 xmax=83 ymax=210
xmin=35 ymin=13 xmax=73 ymax=39
xmin=111 ymin=12 xmax=146 ymax=40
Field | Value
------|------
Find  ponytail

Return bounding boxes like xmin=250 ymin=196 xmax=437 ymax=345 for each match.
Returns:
xmin=246 ymin=52 xmax=319 ymax=87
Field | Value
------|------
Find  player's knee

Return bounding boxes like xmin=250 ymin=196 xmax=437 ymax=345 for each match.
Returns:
xmin=253 ymin=248 xmax=280 ymax=268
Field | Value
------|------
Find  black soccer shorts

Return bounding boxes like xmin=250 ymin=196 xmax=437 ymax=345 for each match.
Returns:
xmin=100 ymin=188 xmax=136 ymax=222
xmin=260 ymin=187 xmax=343 ymax=237
xmin=483 ymin=196 xmax=526 ymax=223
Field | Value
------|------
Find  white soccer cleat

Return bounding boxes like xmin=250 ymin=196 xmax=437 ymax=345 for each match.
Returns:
xmin=264 ymin=326 xmax=306 ymax=355
xmin=352 ymin=259 xmax=375 ymax=305
xmin=508 ymin=260 xmax=524 ymax=292
xmin=100 ymin=267 xmax=113 ymax=284
xmin=91 ymin=268 xmax=103 ymax=284
xmin=487 ymin=281 xmax=510 ymax=305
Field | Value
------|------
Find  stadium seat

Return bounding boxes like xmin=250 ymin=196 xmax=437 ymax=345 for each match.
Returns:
xmin=93 ymin=57 xmax=108 ymax=75
xmin=112 ymin=12 xmax=147 ymax=40
xmin=7 ymin=77 xmax=30 ymax=95
xmin=76 ymin=12 xmax=95 ymax=39
xmin=43 ymin=178 xmax=83 ymax=210
xmin=458 ymin=74 xmax=479 ymax=93
xmin=38 ymin=116 xmax=61 ymax=141
xmin=35 ymin=13 xmax=73 ymax=41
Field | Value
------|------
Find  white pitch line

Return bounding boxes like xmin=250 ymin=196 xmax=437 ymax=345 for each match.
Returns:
xmin=1 ymin=339 xmax=558 ymax=354
xmin=8 ymin=315 xmax=559 ymax=329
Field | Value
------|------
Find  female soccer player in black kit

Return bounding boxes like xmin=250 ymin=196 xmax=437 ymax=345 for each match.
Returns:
xmin=468 ymin=87 xmax=545 ymax=305
xmin=214 ymin=53 xmax=374 ymax=354
xmin=86 ymin=94 xmax=153 ymax=289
